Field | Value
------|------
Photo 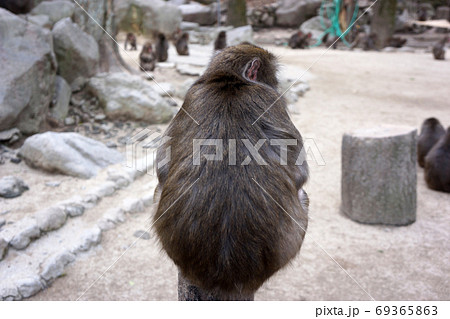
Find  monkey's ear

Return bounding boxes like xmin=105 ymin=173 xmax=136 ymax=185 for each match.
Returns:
xmin=246 ymin=58 xmax=260 ymax=81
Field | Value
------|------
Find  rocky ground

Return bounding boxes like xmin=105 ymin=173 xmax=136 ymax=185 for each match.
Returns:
xmin=1 ymin=34 xmax=449 ymax=300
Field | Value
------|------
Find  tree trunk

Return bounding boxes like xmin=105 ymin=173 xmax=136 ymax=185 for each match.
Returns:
xmin=370 ymin=0 xmax=397 ymax=49
xmin=226 ymin=0 xmax=247 ymax=27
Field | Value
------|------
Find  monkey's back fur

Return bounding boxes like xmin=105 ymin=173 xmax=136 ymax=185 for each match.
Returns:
xmin=418 ymin=118 xmax=445 ymax=168
xmin=154 ymin=44 xmax=308 ymax=297
xmin=425 ymin=127 xmax=450 ymax=193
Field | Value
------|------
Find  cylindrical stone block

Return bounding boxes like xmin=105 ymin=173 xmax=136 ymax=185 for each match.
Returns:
xmin=341 ymin=126 xmax=417 ymax=226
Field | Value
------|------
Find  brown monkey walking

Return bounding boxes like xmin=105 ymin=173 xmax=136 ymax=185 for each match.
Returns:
xmin=432 ymin=36 xmax=448 ymax=60
xmin=153 ymin=43 xmax=309 ymax=300
xmin=351 ymin=32 xmax=377 ymax=50
xmin=417 ymin=118 xmax=445 ymax=168
xmin=139 ymin=42 xmax=156 ymax=72
xmin=155 ymin=33 xmax=169 ymax=62
xmin=214 ymin=31 xmax=227 ymax=51
xmin=176 ymin=32 xmax=190 ymax=56
xmin=124 ymin=32 xmax=137 ymax=51
xmin=424 ymin=127 xmax=450 ymax=193
xmin=289 ymin=31 xmax=312 ymax=49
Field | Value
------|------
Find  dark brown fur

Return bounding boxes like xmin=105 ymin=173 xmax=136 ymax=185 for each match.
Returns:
xmin=214 ymin=31 xmax=227 ymax=51
xmin=0 ymin=0 xmax=32 ymax=14
xmin=351 ymin=32 xmax=377 ymax=51
xmin=153 ymin=43 xmax=309 ymax=299
xmin=433 ymin=36 xmax=448 ymax=60
xmin=139 ymin=42 xmax=156 ymax=72
xmin=418 ymin=118 xmax=445 ymax=168
xmin=124 ymin=32 xmax=137 ymax=51
xmin=424 ymin=127 xmax=450 ymax=193
xmin=289 ymin=31 xmax=312 ymax=49
xmin=176 ymin=32 xmax=189 ymax=56
xmin=387 ymin=36 xmax=407 ymax=48
xmin=155 ymin=33 xmax=169 ymax=62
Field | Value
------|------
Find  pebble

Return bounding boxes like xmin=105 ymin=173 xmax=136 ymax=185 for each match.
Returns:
xmin=64 ymin=116 xmax=75 ymax=126
xmin=0 ymin=176 xmax=29 ymax=198
xmin=133 ymin=230 xmax=150 ymax=240
xmin=106 ymin=141 xmax=117 ymax=148
xmin=10 ymin=157 xmax=21 ymax=164
xmin=45 ymin=181 xmax=61 ymax=187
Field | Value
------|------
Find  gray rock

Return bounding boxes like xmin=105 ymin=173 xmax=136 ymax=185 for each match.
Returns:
xmin=103 ymin=208 xmax=126 ymax=224
xmin=93 ymin=181 xmax=116 ymax=197
xmin=0 ymin=9 xmax=56 ymax=134
xmin=36 ymin=207 xmax=67 ymax=232
xmin=0 ymin=285 xmax=20 ymax=301
xmin=123 ymin=198 xmax=144 ymax=214
xmin=52 ymin=18 xmax=99 ymax=87
xmin=17 ymin=276 xmax=43 ymax=298
xmin=107 ymin=169 xmax=132 ymax=188
xmin=50 ymin=76 xmax=71 ymax=121
xmin=45 ymin=181 xmax=62 ymax=187
xmin=63 ymin=201 xmax=85 ymax=217
xmin=0 ymin=128 xmax=21 ymax=144
xmin=73 ymin=227 xmax=102 ymax=252
xmin=341 ymin=126 xmax=417 ymax=226
xmin=227 ymin=25 xmax=254 ymax=46
xmin=436 ymin=6 xmax=450 ymax=21
xmin=30 ymin=1 xmax=75 ymax=26
xmin=175 ymin=78 xmax=197 ymax=99
xmin=176 ymin=64 xmax=205 ymax=76
xmin=133 ymin=230 xmax=150 ymax=240
xmin=1 ymin=217 xmax=40 ymax=250
xmin=180 ymin=21 xmax=200 ymax=31
xmin=115 ymin=0 xmax=182 ymax=36
xmin=0 ymin=236 xmax=7 ymax=260
xmin=19 ymin=132 xmax=124 ymax=179
xmin=98 ymin=219 xmax=116 ymax=231
xmin=88 ymin=72 xmax=173 ymax=124
xmin=179 ymin=2 xmax=216 ymax=25
xmin=149 ymin=82 xmax=176 ymax=97
xmin=0 ymin=218 xmax=5 ymax=228
xmin=27 ymin=14 xmax=51 ymax=28
xmin=276 ymin=0 xmax=322 ymax=27
xmin=40 ymin=251 xmax=75 ymax=282
xmin=300 ymin=16 xmax=331 ymax=41
xmin=0 ymin=176 xmax=29 ymax=199
xmin=64 ymin=116 xmax=76 ymax=126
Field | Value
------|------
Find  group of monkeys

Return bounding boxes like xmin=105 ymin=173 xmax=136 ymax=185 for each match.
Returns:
xmin=288 ymin=30 xmax=448 ymax=60
xmin=124 ymin=30 xmax=228 ymax=72
xmin=417 ymin=118 xmax=450 ymax=193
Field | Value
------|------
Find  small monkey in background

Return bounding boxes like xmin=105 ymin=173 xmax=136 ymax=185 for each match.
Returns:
xmin=417 ymin=118 xmax=445 ymax=168
xmin=214 ymin=31 xmax=227 ymax=51
xmin=139 ymin=42 xmax=156 ymax=72
xmin=176 ymin=32 xmax=190 ymax=56
xmin=124 ymin=32 xmax=137 ymax=51
xmin=155 ymin=33 xmax=169 ymax=62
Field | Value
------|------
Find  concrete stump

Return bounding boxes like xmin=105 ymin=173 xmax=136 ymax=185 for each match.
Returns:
xmin=341 ymin=126 xmax=417 ymax=226
xmin=178 ymin=271 xmax=254 ymax=301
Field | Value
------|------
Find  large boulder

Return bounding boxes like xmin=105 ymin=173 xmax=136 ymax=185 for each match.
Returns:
xmin=275 ymin=0 xmax=322 ymax=28
xmin=87 ymin=73 xmax=173 ymax=124
xmin=227 ymin=25 xmax=254 ymax=46
xmin=115 ymin=0 xmax=182 ymax=36
xmin=0 ymin=8 xmax=57 ymax=135
xmin=30 ymin=1 xmax=75 ymax=26
xmin=300 ymin=16 xmax=331 ymax=41
xmin=52 ymin=18 xmax=99 ymax=89
xmin=179 ymin=2 xmax=216 ymax=26
xmin=49 ymin=76 xmax=71 ymax=121
xmin=19 ymin=132 xmax=124 ymax=179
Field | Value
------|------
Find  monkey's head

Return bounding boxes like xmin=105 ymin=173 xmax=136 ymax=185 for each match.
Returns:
xmin=182 ymin=33 xmax=189 ymax=40
xmin=143 ymin=42 xmax=153 ymax=53
xmin=218 ymin=31 xmax=226 ymax=39
xmin=158 ymin=33 xmax=166 ymax=41
xmin=423 ymin=117 xmax=441 ymax=128
xmin=207 ymin=43 xmax=278 ymax=89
